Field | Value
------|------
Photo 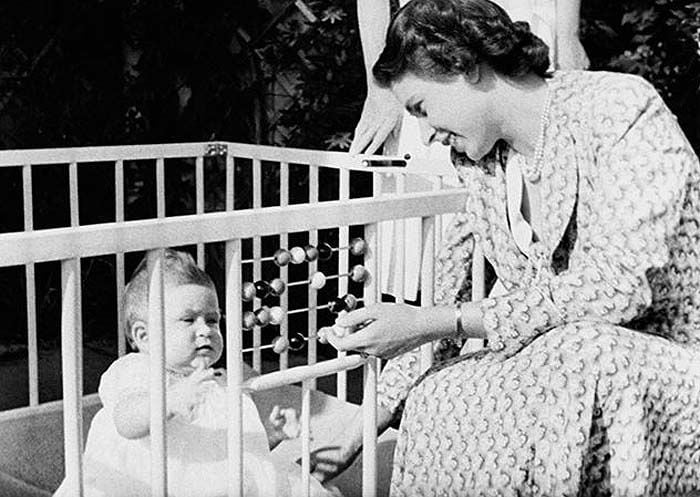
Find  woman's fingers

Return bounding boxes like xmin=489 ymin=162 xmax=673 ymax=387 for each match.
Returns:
xmin=335 ymin=306 xmax=374 ymax=327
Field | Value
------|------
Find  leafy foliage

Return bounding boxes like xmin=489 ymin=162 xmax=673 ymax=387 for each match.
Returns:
xmin=582 ymin=0 xmax=700 ymax=150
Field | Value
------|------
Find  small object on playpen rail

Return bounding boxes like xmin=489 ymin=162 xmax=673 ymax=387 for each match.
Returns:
xmin=242 ymin=281 xmax=257 ymax=302
xmin=360 ymin=153 xmax=411 ymax=168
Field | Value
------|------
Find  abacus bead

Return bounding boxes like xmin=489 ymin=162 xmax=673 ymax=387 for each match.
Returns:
xmin=269 ymin=278 xmax=286 ymax=296
xmin=328 ymin=297 xmax=346 ymax=314
xmin=288 ymin=332 xmax=306 ymax=351
xmin=290 ymin=246 xmax=307 ymax=264
xmin=273 ymin=249 xmax=292 ymax=267
xmin=254 ymin=280 xmax=271 ymax=298
xmin=254 ymin=306 xmax=272 ymax=326
xmin=304 ymin=244 xmax=319 ymax=262
xmin=350 ymin=264 xmax=369 ymax=283
xmin=242 ymin=282 xmax=256 ymax=302
xmin=343 ymin=293 xmax=358 ymax=311
xmin=272 ymin=336 xmax=289 ymax=354
xmin=317 ymin=242 xmax=333 ymax=261
xmin=349 ymin=237 xmax=367 ymax=256
xmin=269 ymin=306 xmax=284 ymax=325
xmin=242 ymin=311 xmax=257 ymax=330
xmin=309 ymin=271 xmax=327 ymax=290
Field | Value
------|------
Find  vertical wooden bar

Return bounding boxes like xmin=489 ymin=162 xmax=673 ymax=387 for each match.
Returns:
xmin=196 ymin=156 xmax=205 ymax=268
xmin=60 ymin=258 xmax=84 ymax=496
xmin=147 ymin=249 xmax=167 ymax=497
xmin=252 ymin=158 xmax=262 ymax=372
xmin=307 ymin=165 xmax=319 ymax=388
xmin=394 ymin=173 xmax=406 ymax=305
xmin=226 ymin=154 xmax=235 ymax=212
xmin=300 ymin=379 xmax=312 ymax=497
xmin=68 ymin=162 xmax=83 ymax=395
xmin=419 ymin=212 xmax=435 ymax=372
xmin=69 ymin=162 xmax=80 ymax=227
xmin=22 ymin=165 xmax=39 ymax=406
xmin=336 ymin=168 xmax=350 ymax=401
xmin=362 ymin=219 xmax=379 ymax=497
xmin=115 ymin=159 xmax=126 ymax=356
xmin=156 ymin=157 xmax=165 ymax=219
xmin=279 ymin=162 xmax=290 ymax=370
xmin=225 ymin=239 xmax=244 ymax=496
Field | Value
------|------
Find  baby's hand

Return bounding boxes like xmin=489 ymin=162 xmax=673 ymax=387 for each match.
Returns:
xmin=269 ymin=405 xmax=300 ymax=441
xmin=167 ymin=367 xmax=218 ymax=421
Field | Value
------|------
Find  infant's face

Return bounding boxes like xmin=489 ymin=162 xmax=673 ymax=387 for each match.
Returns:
xmin=163 ymin=283 xmax=223 ymax=373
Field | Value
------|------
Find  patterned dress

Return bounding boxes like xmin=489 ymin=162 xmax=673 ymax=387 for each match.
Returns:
xmin=377 ymin=71 xmax=700 ymax=496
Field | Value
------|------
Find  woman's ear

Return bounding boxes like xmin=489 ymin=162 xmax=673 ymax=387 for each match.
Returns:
xmin=130 ymin=321 xmax=149 ymax=352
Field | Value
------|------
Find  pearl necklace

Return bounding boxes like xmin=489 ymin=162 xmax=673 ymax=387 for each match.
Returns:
xmin=521 ymin=84 xmax=552 ymax=183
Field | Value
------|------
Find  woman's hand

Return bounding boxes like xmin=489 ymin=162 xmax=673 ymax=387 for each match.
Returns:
xmin=325 ymin=303 xmax=452 ymax=359
xmin=349 ymin=86 xmax=403 ymax=155
xmin=556 ymin=32 xmax=589 ymax=70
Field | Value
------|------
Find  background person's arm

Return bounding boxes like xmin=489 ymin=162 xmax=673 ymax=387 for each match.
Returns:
xmin=349 ymin=0 xmax=403 ymax=154
xmin=555 ymin=0 xmax=589 ymax=69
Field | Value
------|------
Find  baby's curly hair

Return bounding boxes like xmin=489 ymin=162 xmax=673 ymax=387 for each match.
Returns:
xmin=123 ymin=249 xmax=216 ymax=349
xmin=373 ymin=0 xmax=550 ymax=87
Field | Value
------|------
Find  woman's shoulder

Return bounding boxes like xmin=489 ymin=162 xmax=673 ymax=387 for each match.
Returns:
xmin=554 ymin=70 xmax=660 ymax=109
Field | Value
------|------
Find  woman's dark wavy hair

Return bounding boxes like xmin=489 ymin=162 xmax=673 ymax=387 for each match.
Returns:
xmin=373 ymin=0 xmax=551 ymax=87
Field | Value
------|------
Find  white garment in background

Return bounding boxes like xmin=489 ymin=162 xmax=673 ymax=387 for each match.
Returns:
xmin=379 ymin=0 xmax=556 ymax=300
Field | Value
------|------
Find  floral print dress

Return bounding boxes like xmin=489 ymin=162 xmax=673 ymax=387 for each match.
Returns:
xmin=378 ymin=71 xmax=700 ymax=496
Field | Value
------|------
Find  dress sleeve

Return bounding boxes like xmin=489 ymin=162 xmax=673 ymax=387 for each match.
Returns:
xmin=98 ymin=353 xmax=150 ymax=414
xmin=478 ymin=75 xmax=698 ymax=357
xmin=377 ymin=209 xmax=476 ymax=417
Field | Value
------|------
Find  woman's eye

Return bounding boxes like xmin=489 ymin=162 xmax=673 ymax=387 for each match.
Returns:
xmin=181 ymin=318 xmax=195 ymax=324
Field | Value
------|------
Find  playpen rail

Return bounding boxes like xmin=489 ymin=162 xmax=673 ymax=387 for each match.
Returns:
xmin=0 ymin=189 xmax=467 ymax=266
xmin=0 ymin=143 xmax=485 ymax=497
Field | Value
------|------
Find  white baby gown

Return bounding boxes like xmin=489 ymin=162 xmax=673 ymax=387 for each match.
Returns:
xmin=54 ymin=353 xmax=337 ymax=497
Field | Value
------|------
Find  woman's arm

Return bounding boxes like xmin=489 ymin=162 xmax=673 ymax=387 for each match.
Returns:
xmin=349 ymin=0 xmax=403 ymax=154
xmin=331 ymin=76 xmax=696 ymax=360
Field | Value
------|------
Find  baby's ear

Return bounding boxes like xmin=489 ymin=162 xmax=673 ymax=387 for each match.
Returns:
xmin=130 ymin=321 xmax=149 ymax=352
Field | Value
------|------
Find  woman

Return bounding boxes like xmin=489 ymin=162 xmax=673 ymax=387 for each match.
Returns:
xmin=319 ymin=0 xmax=700 ymax=494
xmin=352 ymin=0 xmax=589 ymax=303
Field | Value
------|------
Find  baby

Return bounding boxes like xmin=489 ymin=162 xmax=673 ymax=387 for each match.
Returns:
xmin=54 ymin=249 xmax=340 ymax=497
